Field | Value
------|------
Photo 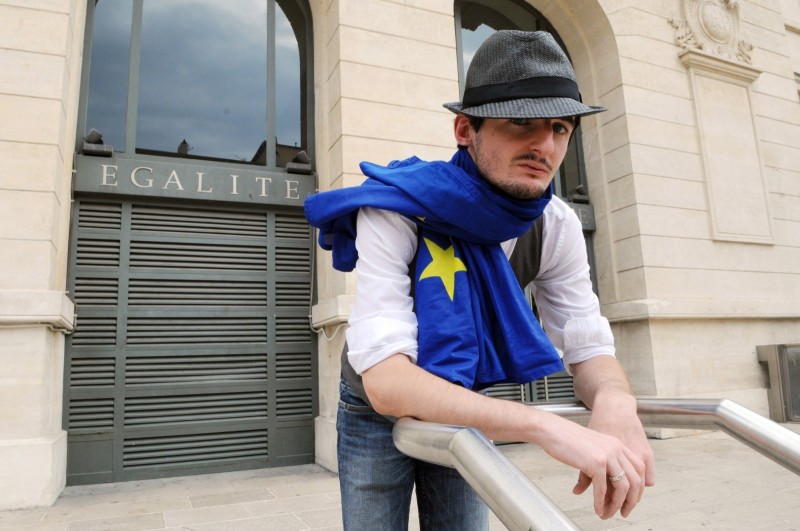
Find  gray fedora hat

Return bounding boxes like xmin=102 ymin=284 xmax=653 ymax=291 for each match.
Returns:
xmin=444 ymin=30 xmax=605 ymax=119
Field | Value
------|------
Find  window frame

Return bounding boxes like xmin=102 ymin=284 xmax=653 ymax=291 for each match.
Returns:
xmin=76 ymin=0 xmax=315 ymax=170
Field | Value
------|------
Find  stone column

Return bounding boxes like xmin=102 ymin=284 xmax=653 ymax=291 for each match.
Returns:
xmin=309 ymin=0 xmax=459 ymax=472
xmin=0 ymin=0 xmax=85 ymax=509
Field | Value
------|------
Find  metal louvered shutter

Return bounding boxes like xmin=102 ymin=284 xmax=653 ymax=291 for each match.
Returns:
xmin=64 ymin=199 xmax=316 ymax=485
xmin=529 ymin=371 xmax=576 ymax=402
xmin=485 ymin=372 xmax=576 ymax=404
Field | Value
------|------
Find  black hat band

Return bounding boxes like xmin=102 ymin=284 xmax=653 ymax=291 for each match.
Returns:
xmin=461 ymin=76 xmax=581 ymax=107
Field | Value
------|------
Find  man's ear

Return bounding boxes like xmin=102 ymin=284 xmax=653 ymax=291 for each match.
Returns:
xmin=453 ymin=114 xmax=474 ymax=147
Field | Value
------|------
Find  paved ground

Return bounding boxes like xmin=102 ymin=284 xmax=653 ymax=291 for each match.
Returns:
xmin=1 ymin=423 xmax=798 ymax=531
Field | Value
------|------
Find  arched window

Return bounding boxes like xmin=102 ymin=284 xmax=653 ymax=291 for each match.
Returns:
xmin=78 ymin=0 xmax=312 ymax=168
xmin=455 ymin=1 xmax=594 ymax=402
xmin=455 ymin=0 xmax=587 ymax=201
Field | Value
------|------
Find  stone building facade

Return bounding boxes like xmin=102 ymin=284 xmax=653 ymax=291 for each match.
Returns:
xmin=1 ymin=0 xmax=798 ymax=511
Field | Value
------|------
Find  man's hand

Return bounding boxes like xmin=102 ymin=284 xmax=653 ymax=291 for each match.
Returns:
xmin=576 ymin=392 xmax=655 ymax=518
xmin=570 ymin=356 xmax=656 ymax=518
xmin=533 ymin=410 xmax=646 ymax=519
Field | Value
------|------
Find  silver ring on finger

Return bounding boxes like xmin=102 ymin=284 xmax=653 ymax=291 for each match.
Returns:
xmin=609 ymin=470 xmax=626 ymax=482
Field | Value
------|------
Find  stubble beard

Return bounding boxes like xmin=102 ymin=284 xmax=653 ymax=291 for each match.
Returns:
xmin=472 ymin=139 xmax=551 ymax=201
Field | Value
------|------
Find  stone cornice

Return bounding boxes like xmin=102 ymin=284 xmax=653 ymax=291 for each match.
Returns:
xmin=311 ymin=295 xmax=799 ymax=326
xmin=603 ymin=299 xmax=800 ymax=323
xmin=311 ymin=294 xmax=354 ymax=328
xmin=0 ymin=291 xmax=75 ymax=332
xmin=678 ymin=48 xmax=762 ymax=83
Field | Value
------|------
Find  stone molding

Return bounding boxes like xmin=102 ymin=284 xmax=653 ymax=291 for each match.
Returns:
xmin=311 ymin=296 xmax=800 ymax=325
xmin=603 ymin=299 xmax=800 ymax=323
xmin=669 ymin=0 xmax=753 ymax=64
xmin=310 ymin=294 xmax=354 ymax=328
xmin=0 ymin=290 xmax=75 ymax=332
xmin=678 ymin=48 xmax=761 ymax=83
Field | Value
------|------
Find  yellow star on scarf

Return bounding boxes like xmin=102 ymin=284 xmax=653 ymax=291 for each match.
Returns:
xmin=419 ymin=238 xmax=467 ymax=301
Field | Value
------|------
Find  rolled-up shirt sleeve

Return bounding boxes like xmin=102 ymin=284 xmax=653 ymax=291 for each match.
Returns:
xmin=345 ymin=207 xmax=419 ymax=374
xmin=530 ymin=199 xmax=615 ymax=369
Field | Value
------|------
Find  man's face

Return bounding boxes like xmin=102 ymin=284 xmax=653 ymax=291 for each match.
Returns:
xmin=454 ymin=115 xmax=574 ymax=200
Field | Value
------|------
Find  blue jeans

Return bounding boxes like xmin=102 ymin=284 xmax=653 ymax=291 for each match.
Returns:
xmin=337 ymin=379 xmax=488 ymax=530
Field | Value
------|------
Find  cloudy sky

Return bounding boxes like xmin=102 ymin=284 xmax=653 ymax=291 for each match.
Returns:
xmin=84 ymin=1 xmax=532 ymax=165
xmin=86 ymin=0 xmax=301 ymax=163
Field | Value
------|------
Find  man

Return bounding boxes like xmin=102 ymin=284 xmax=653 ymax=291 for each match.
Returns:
xmin=305 ymin=30 xmax=655 ymax=530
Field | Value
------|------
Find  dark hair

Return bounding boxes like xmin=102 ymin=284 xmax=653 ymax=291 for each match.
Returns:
xmin=468 ymin=115 xmax=485 ymax=133
xmin=456 ymin=115 xmax=485 ymax=149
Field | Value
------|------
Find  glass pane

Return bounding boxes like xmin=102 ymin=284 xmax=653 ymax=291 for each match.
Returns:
xmin=460 ymin=23 xmax=495 ymax=79
xmin=85 ymin=0 xmax=133 ymax=151
xmin=275 ymin=3 xmax=302 ymax=166
xmin=136 ymin=0 xmax=268 ymax=164
xmin=558 ymin=134 xmax=582 ymax=197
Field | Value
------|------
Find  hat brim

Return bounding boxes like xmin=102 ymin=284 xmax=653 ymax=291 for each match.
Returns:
xmin=443 ymin=97 xmax=605 ymax=119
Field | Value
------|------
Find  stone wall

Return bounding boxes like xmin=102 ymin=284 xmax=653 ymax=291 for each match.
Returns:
xmin=0 ymin=0 xmax=85 ymax=510
xmin=0 ymin=0 xmax=797 ymax=509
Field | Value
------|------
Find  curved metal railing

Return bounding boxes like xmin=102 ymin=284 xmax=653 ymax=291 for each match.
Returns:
xmin=537 ymin=398 xmax=800 ymax=476
xmin=392 ymin=398 xmax=800 ymax=531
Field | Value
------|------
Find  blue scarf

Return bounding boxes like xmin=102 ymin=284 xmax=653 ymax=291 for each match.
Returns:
xmin=304 ymin=149 xmax=564 ymax=389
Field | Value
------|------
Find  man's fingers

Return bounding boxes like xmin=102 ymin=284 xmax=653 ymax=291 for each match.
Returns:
xmin=602 ymin=462 xmax=629 ymax=519
xmin=623 ymin=447 xmax=647 ymax=504
xmin=644 ymin=448 xmax=657 ymax=486
xmin=592 ymin=471 xmax=608 ymax=518
xmin=573 ymin=471 xmax=591 ymax=495
xmin=618 ymin=470 xmax=639 ymax=518
xmin=613 ymin=452 xmax=646 ymax=518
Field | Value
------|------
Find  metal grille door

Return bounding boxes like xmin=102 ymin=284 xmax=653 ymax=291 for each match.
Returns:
xmin=486 ymin=371 xmax=576 ymax=404
xmin=64 ymin=199 xmax=316 ymax=485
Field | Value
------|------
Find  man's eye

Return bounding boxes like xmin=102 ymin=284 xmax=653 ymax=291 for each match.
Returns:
xmin=553 ymin=123 xmax=570 ymax=134
xmin=509 ymin=118 xmax=528 ymax=126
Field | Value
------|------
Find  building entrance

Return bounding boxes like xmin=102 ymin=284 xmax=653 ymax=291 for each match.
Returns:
xmin=63 ymin=156 xmax=316 ymax=485
xmin=67 ymin=0 xmax=316 ymax=485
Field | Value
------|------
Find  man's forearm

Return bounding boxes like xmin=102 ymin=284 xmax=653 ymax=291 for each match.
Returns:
xmin=570 ymin=355 xmax=635 ymax=409
xmin=361 ymin=352 xmax=652 ymax=519
xmin=361 ymin=353 xmax=545 ymax=443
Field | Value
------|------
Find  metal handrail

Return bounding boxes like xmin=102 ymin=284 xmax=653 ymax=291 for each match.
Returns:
xmin=392 ymin=398 xmax=800 ymax=531
xmin=536 ymin=398 xmax=800 ymax=476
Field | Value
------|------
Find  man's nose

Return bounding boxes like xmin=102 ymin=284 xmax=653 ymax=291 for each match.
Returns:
xmin=527 ymin=124 xmax=555 ymax=155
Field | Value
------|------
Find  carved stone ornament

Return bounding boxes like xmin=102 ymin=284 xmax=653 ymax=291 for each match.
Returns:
xmin=669 ymin=0 xmax=753 ymax=63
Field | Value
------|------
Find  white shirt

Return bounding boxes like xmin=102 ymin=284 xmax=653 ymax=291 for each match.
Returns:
xmin=345 ymin=195 xmax=615 ymax=375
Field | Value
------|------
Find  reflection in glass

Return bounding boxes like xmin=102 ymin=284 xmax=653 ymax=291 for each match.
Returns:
xmin=275 ymin=3 xmax=302 ymax=166
xmin=136 ymin=0 xmax=268 ymax=163
xmin=85 ymin=0 xmax=133 ymax=151
xmin=459 ymin=0 xmax=543 ymax=78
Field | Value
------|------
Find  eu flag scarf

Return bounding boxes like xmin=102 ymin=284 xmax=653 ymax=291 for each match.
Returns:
xmin=304 ymin=149 xmax=564 ymax=389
